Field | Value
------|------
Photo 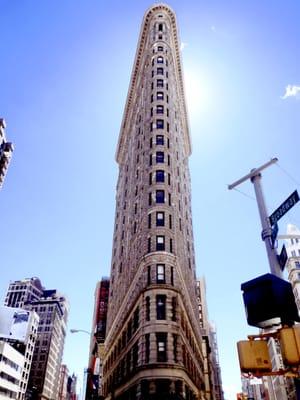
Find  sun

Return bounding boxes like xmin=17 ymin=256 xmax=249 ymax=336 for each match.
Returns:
xmin=184 ymin=66 xmax=213 ymax=118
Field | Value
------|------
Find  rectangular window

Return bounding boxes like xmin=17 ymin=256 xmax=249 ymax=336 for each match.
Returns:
xmin=149 ymin=193 xmax=152 ymax=206
xmin=156 ymin=190 xmax=165 ymax=203
xmin=156 ymin=170 xmax=165 ymax=183
xmin=157 ymin=56 xmax=164 ymax=63
xmin=158 ymin=46 xmax=163 ymax=51
xmin=133 ymin=307 xmax=139 ymax=331
xmin=157 ymin=92 xmax=164 ymax=100
xmin=156 ymin=119 xmax=164 ymax=129
xmin=157 ymin=79 xmax=164 ymax=88
xmin=132 ymin=342 xmax=138 ymax=369
xmin=148 ymin=214 xmax=151 ymax=229
xmin=156 ymin=333 xmax=167 ymax=362
xmin=156 ymin=235 xmax=165 ymax=251
xmin=168 ymin=193 xmax=171 ymax=206
xmin=150 ymin=137 xmax=153 ymax=148
xmin=156 ymin=151 xmax=164 ymax=163
xmin=170 ymin=238 xmax=173 ymax=253
xmin=157 ymin=67 xmax=163 ymax=75
xmin=156 ymin=135 xmax=164 ymax=145
xmin=158 ymin=24 xmax=163 ymax=32
xmin=156 ymin=105 xmax=164 ymax=114
xmin=149 ymin=172 xmax=152 ymax=185
xmin=156 ymin=295 xmax=166 ymax=320
xmin=172 ymin=297 xmax=177 ymax=321
xmin=145 ymin=334 xmax=150 ymax=363
xmin=149 ymin=154 xmax=152 ymax=166
xmin=147 ymin=266 xmax=151 ymax=285
xmin=157 ymin=264 xmax=165 ymax=283
xmin=156 ymin=212 xmax=165 ymax=226
xmin=170 ymin=267 xmax=174 ymax=285
xmin=169 ymin=214 xmax=172 ymax=229
xmin=173 ymin=334 xmax=178 ymax=362
xmin=146 ymin=296 xmax=150 ymax=321
xmin=127 ymin=321 xmax=132 ymax=341
xmin=148 ymin=237 xmax=151 ymax=253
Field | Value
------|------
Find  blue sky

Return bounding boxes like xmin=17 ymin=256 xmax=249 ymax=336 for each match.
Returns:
xmin=1 ymin=1 xmax=300 ymax=398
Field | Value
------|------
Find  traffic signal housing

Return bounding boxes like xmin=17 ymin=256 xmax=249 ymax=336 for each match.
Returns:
xmin=237 ymin=340 xmax=272 ymax=373
xmin=241 ymin=273 xmax=300 ymax=328
xmin=279 ymin=325 xmax=300 ymax=366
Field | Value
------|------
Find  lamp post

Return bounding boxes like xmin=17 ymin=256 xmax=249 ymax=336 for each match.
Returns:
xmin=70 ymin=329 xmax=91 ymax=335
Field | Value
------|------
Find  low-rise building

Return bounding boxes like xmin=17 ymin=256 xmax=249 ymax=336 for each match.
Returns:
xmin=0 ymin=340 xmax=24 ymax=399
xmin=0 ymin=306 xmax=39 ymax=399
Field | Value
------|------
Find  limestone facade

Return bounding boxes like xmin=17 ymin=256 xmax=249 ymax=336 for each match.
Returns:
xmin=103 ymin=4 xmax=205 ymax=399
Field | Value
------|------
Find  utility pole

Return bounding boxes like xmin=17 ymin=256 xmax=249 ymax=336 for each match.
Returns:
xmin=228 ymin=157 xmax=282 ymax=278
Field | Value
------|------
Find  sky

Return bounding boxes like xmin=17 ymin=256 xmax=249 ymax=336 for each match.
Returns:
xmin=1 ymin=0 xmax=300 ymax=398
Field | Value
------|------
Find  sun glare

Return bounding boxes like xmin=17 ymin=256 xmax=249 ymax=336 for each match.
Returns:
xmin=184 ymin=67 xmax=213 ymax=118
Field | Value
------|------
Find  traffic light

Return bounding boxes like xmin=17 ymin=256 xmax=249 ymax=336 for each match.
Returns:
xmin=236 ymin=393 xmax=248 ymax=400
xmin=279 ymin=325 xmax=300 ymax=365
xmin=237 ymin=340 xmax=272 ymax=373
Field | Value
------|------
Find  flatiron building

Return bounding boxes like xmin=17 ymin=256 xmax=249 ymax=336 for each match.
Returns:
xmin=103 ymin=4 xmax=206 ymax=399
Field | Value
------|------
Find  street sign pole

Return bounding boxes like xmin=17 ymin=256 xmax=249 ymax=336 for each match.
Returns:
xmin=228 ymin=158 xmax=282 ymax=278
xmin=250 ymin=172 xmax=282 ymax=278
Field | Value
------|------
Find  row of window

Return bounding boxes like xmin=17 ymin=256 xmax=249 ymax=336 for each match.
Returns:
xmin=150 ymin=134 xmax=165 ymax=147
xmin=149 ymin=151 xmax=170 ymax=165
xmin=104 ymin=331 xmax=178 ymax=395
xmin=149 ymin=190 xmax=171 ymax=205
xmin=151 ymin=91 xmax=168 ymax=102
xmin=152 ymin=56 xmax=167 ymax=65
xmin=145 ymin=295 xmax=177 ymax=321
xmin=104 ymin=340 xmax=138 ymax=395
xmin=147 ymin=264 xmax=173 ymax=285
xmin=148 ymin=211 xmax=171 ymax=228
xmin=147 ymin=235 xmax=173 ymax=253
xmin=151 ymin=79 xmax=168 ymax=90
xmin=153 ymin=45 xmax=164 ymax=53
xmin=105 ymin=306 xmax=140 ymax=372
xmin=182 ymin=344 xmax=202 ymax=391
xmin=0 ymin=354 xmax=20 ymax=371
xmin=149 ymin=170 xmax=170 ymax=186
xmin=0 ymin=387 xmax=17 ymax=399
xmin=0 ymin=371 xmax=20 ymax=385
xmin=150 ymin=119 xmax=169 ymax=131
xmin=150 ymin=105 xmax=168 ymax=115
xmin=152 ymin=68 xmax=168 ymax=78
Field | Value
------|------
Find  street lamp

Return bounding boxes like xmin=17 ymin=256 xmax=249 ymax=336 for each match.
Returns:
xmin=70 ymin=329 xmax=91 ymax=335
